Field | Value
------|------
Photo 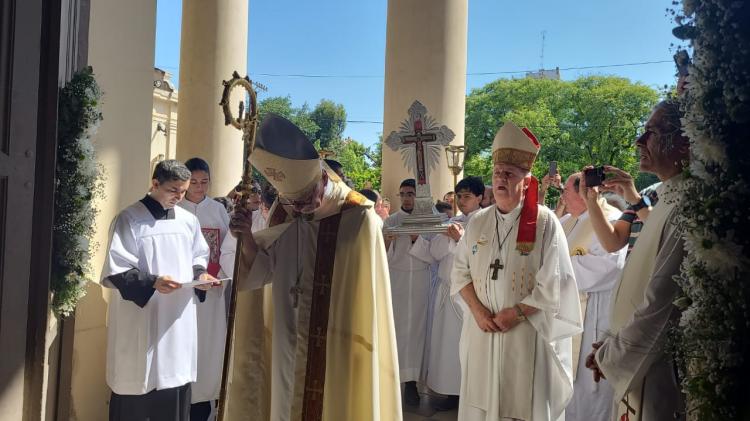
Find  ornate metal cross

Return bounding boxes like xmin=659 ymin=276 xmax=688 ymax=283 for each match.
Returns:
xmin=385 ymin=100 xmax=455 ymax=216
xmin=400 ymin=120 xmax=437 ymax=185
xmin=385 ymin=100 xmax=454 ymax=190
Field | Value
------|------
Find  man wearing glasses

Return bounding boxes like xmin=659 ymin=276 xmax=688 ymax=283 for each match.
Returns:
xmin=383 ymin=178 xmax=434 ymax=407
xmin=225 ymin=114 xmax=401 ymax=421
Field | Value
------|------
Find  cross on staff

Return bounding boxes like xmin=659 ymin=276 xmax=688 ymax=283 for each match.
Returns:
xmin=216 ymin=71 xmax=259 ymax=421
xmin=400 ymin=119 xmax=437 ymax=185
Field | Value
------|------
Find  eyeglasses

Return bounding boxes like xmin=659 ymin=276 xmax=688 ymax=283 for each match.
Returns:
xmin=235 ymin=185 xmax=261 ymax=195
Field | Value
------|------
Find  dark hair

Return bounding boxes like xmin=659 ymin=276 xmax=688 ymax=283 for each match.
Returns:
xmin=359 ymin=189 xmax=379 ymax=202
xmin=184 ymin=157 xmax=210 ymax=176
xmin=324 ymin=159 xmax=343 ymax=172
xmin=435 ymin=201 xmax=452 ymax=213
xmin=400 ymin=178 xmax=416 ymax=189
xmin=573 ymin=176 xmax=581 ymax=193
xmin=152 ymin=159 xmax=191 ymax=183
xmin=455 ymin=176 xmax=485 ymax=197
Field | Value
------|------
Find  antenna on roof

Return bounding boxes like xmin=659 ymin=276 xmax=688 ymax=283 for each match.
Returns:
xmin=540 ymin=30 xmax=547 ymax=71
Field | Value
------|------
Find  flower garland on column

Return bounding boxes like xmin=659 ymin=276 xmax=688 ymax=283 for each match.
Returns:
xmin=671 ymin=1 xmax=750 ymax=419
xmin=52 ymin=66 xmax=105 ymax=317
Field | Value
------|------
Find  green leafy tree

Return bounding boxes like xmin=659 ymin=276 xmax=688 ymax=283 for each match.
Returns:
xmin=464 ymin=76 xmax=660 ymax=191
xmin=327 ymin=137 xmax=381 ymax=191
xmin=257 ymin=96 xmax=319 ymax=140
xmin=310 ymin=99 xmax=347 ymax=149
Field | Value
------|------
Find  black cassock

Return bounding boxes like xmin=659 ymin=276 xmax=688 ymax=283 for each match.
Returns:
xmin=109 ymin=384 xmax=191 ymax=421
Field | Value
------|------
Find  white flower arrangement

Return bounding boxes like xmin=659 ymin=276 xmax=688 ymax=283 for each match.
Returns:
xmin=670 ymin=1 xmax=750 ymax=419
xmin=52 ymin=67 xmax=105 ymax=317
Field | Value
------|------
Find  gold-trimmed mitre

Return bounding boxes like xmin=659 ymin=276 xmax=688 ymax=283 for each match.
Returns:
xmin=250 ymin=113 xmax=322 ymax=200
xmin=491 ymin=121 xmax=541 ymax=171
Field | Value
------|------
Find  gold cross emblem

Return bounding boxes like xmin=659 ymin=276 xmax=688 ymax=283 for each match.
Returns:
xmin=264 ymin=167 xmax=286 ymax=182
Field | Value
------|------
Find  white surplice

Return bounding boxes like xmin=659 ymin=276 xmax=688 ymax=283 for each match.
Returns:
xmin=177 ymin=196 xmax=230 ymax=404
xmin=384 ymin=209 xmax=433 ymax=382
xmin=451 ymin=204 xmax=582 ymax=421
xmin=102 ymin=202 xmax=209 ymax=395
xmin=561 ymin=205 xmax=626 ymax=421
xmin=410 ymin=209 xmax=478 ymax=395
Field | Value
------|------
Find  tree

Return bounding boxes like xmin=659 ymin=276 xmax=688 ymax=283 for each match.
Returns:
xmin=327 ymin=137 xmax=381 ymax=191
xmin=257 ymin=96 xmax=319 ymax=140
xmin=464 ymin=76 xmax=660 ymax=190
xmin=310 ymin=99 xmax=347 ymax=149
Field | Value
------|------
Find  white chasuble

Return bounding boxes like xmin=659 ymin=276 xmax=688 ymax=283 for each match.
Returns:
xmin=102 ymin=202 xmax=209 ymax=395
xmin=384 ymin=209 xmax=433 ymax=382
xmin=596 ymin=175 xmax=686 ymax=421
xmin=225 ymin=182 xmax=402 ymax=421
xmin=451 ymin=204 xmax=582 ymax=421
xmin=561 ymin=204 xmax=626 ymax=421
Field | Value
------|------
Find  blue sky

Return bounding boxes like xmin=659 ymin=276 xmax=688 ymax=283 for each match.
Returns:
xmin=155 ymin=0 xmax=684 ymax=148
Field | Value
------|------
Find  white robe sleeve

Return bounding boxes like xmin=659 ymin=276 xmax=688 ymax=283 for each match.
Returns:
xmin=450 ymin=230 xmax=472 ymax=296
xmin=101 ymin=213 xmax=139 ymax=288
xmin=219 ymin=233 xmax=237 ymax=279
xmin=429 ymin=233 xmax=456 ymax=262
xmin=192 ymin=216 xmax=210 ymax=269
xmin=408 ymin=236 xmax=436 ymax=265
xmin=572 ymin=241 xmax=626 ymax=293
xmin=521 ymin=213 xmax=583 ymax=342
xmin=595 ymin=221 xmax=685 ymax=400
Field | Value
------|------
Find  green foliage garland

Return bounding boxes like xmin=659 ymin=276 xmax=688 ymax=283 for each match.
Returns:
xmin=51 ymin=66 xmax=104 ymax=317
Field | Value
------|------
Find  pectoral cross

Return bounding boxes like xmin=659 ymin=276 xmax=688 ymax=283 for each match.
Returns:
xmin=400 ymin=119 xmax=437 ymax=185
xmin=490 ymin=258 xmax=504 ymax=280
xmin=290 ymin=285 xmax=303 ymax=308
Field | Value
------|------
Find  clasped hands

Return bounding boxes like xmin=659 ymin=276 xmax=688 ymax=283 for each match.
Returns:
xmin=472 ymin=305 xmax=523 ymax=333
xmin=584 ymin=341 xmax=606 ymax=382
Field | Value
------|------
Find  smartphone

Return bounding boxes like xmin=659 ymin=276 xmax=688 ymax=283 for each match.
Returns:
xmin=549 ymin=161 xmax=557 ymax=176
xmin=584 ymin=166 xmax=606 ymax=187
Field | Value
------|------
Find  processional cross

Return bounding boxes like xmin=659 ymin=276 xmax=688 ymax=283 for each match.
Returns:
xmin=400 ymin=120 xmax=437 ymax=185
xmin=385 ymin=100 xmax=455 ymax=216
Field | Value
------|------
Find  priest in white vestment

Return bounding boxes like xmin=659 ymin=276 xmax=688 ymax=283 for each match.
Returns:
xmin=383 ymin=178 xmax=433 ymax=406
xmin=451 ymin=122 xmax=582 ymax=421
xmin=409 ymin=176 xmax=485 ymax=411
xmin=559 ymin=173 xmax=626 ymax=421
xmin=102 ymin=160 xmax=218 ymax=421
xmin=225 ymin=114 xmax=401 ymax=421
xmin=586 ymin=100 xmax=689 ymax=421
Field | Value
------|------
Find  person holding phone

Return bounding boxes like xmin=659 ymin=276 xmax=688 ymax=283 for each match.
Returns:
xmin=539 ymin=161 xmax=563 ymax=206
xmin=580 ymin=165 xmax=659 ymax=255
xmin=584 ymin=100 xmax=689 ymax=421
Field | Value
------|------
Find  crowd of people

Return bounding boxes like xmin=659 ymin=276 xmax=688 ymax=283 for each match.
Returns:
xmin=101 ymin=93 xmax=689 ymax=420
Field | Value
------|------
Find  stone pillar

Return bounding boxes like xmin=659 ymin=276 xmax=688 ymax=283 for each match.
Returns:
xmin=176 ymin=0 xmax=248 ymax=197
xmin=70 ymin=0 xmax=157 ymax=419
xmin=381 ymin=0 xmax=468 ymax=208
